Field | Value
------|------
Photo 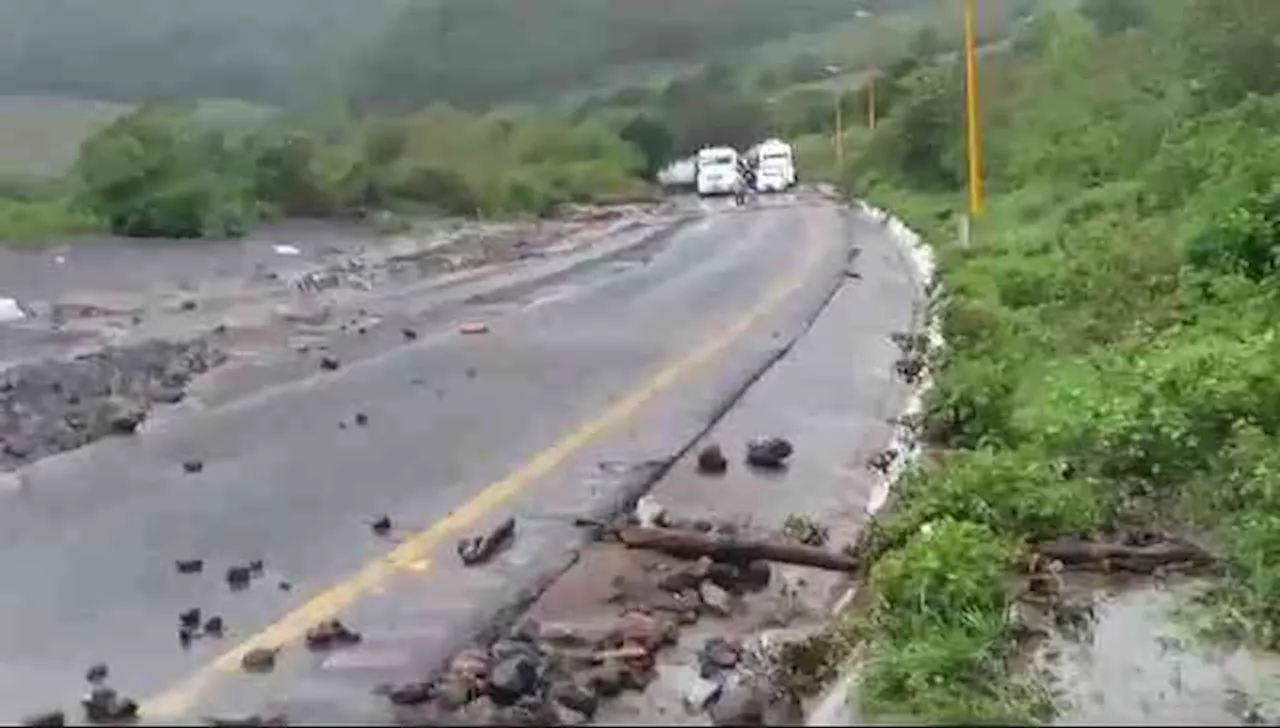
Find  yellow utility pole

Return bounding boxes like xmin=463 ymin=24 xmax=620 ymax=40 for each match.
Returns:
xmin=867 ymin=72 xmax=877 ymax=130
xmin=962 ymin=0 xmax=985 ymax=217
xmin=834 ymin=93 xmax=844 ymax=169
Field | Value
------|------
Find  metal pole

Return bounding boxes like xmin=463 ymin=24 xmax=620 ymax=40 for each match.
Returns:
xmin=868 ymin=73 xmax=877 ymax=130
xmin=963 ymin=0 xmax=985 ymax=217
xmin=834 ymin=93 xmax=845 ymax=170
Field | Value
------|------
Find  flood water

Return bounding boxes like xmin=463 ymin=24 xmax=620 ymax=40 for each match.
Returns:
xmin=1038 ymin=576 xmax=1280 ymax=726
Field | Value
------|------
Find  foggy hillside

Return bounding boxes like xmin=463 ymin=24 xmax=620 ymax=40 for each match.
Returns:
xmin=0 ymin=0 xmax=936 ymax=108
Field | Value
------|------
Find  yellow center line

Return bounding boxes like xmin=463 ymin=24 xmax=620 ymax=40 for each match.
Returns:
xmin=142 ymin=230 xmax=828 ymax=719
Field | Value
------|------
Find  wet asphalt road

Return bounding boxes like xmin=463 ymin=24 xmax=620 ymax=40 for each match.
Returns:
xmin=0 ymin=195 xmax=901 ymax=723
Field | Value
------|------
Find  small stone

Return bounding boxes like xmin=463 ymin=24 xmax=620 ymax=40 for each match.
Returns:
xmin=618 ymin=610 xmax=666 ymax=652
xmin=634 ymin=495 xmax=666 ymax=528
xmin=179 ymin=627 xmax=195 ymax=649
xmin=319 ymin=356 xmax=341 ymax=371
xmin=81 ymin=687 xmax=137 ymax=724
xmin=487 ymin=654 xmax=540 ymax=706
xmin=459 ymin=322 xmax=489 ymax=335
xmin=552 ymin=704 xmax=590 ymax=727
xmin=175 ymin=558 xmax=204 ymax=574
xmin=449 ymin=648 xmax=490 ymax=682
xmin=179 ymin=608 xmax=202 ymax=630
xmin=85 ymin=663 xmax=109 ymax=684
xmin=241 ymin=647 xmax=279 ymax=673
xmin=699 ymin=581 xmax=733 ymax=617
xmin=658 ymin=560 xmax=708 ymax=593
xmin=104 ymin=398 xmax=146 ymax=435
xmin=278 ymin=580 xmax=292 ymax=591
xmin=384 ymin=681 xmax=433 ymax=706
xmin=698 ymin=637 xmax=740 ymax=674
xmin=226 ymin=566 xmax=252 ymax=590
xmin=203 ymin=615 xmax=225 ymax=637
xmin=434 ymin=678 xmax=478 ymax=710
xmin=745 ymin=436 xmax=793 ymax=469
xmin=304 ymin=619 xmax=361 ymax=651
xmin=696 ymin=444 xmax=728 ymax=474
xmin=682 ymin=671 xmax=723 ymax=712
xmin=354 ymin=412 xmax=369 ymax=427
xmin=20 ymin=710 xmax=65 ymax=727
xmin=182 ymin=459 xmax=204 ymax=474
xmin=741 ymin=560 xmax=772 ymax=591
xmin=549 ymin=681 xmax=598 ymax=718
xmin=248 ymin=559 xmax=265 ymax=576
xmin=710 ymin=675 xmax=767 ymax=725
xmin=180 ymin=300 xmax=198 ymax=311
xmin=401 ymin=328 xmax=418 ymax=341
xmin=465 ymin=367 xmax=478 ymax=379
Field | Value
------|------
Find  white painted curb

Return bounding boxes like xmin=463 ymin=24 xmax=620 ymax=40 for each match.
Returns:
xmin=805 ymin=199 xmax=945 ymax=727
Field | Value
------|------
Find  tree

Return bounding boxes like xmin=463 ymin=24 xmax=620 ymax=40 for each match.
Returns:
xmin=75 ymin=105 xmax=255 ymax=237
xmin=620 ymin=114 xmax=676 ymax=178
xmin=1080 ymin=0 xmax=1148 ymax=35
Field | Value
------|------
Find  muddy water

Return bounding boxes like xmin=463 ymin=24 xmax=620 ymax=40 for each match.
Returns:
xmin=1039 ymin=576 xmax=1280 ymax=726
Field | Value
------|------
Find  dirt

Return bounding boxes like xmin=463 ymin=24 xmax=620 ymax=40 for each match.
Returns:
xmin=1032 ymin=575 xmax=1280 ymax=726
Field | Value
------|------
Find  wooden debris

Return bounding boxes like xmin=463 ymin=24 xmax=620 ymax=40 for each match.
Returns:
xmin=616 ymin=526 xmax=859 ymax=572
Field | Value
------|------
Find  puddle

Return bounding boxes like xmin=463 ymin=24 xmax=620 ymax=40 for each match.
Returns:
xmin=1037 ymin=576 xmax=1280 ymax=726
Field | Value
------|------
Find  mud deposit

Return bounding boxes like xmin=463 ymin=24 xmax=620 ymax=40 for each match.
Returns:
xmin=0 ymin=336 xmax=225 ymax=471
xmin=1037 ymin=576 xmax=1280 ymax=726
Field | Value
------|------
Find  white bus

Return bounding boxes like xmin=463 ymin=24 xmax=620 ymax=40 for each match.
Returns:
xmin=748 ymin=139 xmax=796 ymax=193
xmin=695 ymin=146 xmax=743 ymax=197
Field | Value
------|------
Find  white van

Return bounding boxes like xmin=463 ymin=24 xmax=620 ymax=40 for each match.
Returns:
xmin=752 ymin=139 xmax=796 ymax=193
xmin=696 ymin=147 xmax=742 ymax=197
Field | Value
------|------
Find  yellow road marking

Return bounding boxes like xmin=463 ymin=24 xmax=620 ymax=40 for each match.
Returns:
xmin=143 ymin=232 xmax=827 ymax=719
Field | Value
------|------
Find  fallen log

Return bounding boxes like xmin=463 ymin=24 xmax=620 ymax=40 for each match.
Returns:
xmin=1037 ymin=537 xmax=1216 ymax=574
xmin=617 ymin=526 xmax=860 ymax=572
xmin=457 ymin=516 xmax=516 ymax=566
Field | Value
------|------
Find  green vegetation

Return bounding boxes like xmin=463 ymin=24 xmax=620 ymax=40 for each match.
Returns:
xmin=0 ymin=0 xmax=962 ymax=242
xmin=839 ymin=0 xmax=1280 ymax=721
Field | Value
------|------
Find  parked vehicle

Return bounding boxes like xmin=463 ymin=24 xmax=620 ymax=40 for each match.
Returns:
xmin=745 ymin=138 xmax=796 ymax=193
xmin=696 ymin=146 xmax=743 ymax=197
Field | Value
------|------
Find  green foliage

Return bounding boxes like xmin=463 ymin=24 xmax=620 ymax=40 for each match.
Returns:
xmin=74 ymin=105 xmax=255 ymax=238
xmin=856 ymin=519 xmax=1051 ymax=723
xmin=845 ymin=0 xmax=1280 ymax=720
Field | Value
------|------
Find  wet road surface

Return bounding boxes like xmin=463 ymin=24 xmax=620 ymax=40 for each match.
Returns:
xmin=0 ymin=195 xmax=908 ymax=723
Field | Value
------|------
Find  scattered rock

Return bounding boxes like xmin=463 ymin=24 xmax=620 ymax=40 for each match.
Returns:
xmin=459 ymin=322 xmax=489 ymax=335
xmin=104 ymin=398 xmax=147 ymax=435
xmin=699 ymin=581 xmax=733 ymax=617
xmin=382 ymin=681 xmax=434 ymax=706
xmin=180 ymin=300 xmax=198 ymax=312
xmin=81 ymin=687 xmax=138 ymax=724
xmin=465 ymin=367 xmax=478 ymax=380
xmin=278 ymin=580 xmax=292 ymax=592
xmin=487 ymin=654 xmax=540 ymax=706
xmin=319 ymin=356 xmax=341 ymax=371
xmin=226 ymin=566 xmax=252 ymax=591
xmin=85 ymin=663 xmax=109 ymax=684
xmin=241 ymin=647 xmax=280 ymax=673
xmin=742 ymin=560 xmax=772 ymax=591
xmin=401 ymin=328 xmax=419 ymax=341
xmin=581 ymin=664 xmax=626 ymax=698
xmin=370 ymin=515 xmax=392 ymax=536
xmin=682 ymin=670 xmax=723 ymax=712
xmin=20 ymin=710 xmax=65 ymax=727
xmin=457 ymin=516 xmax=516 ymax=566
xmin=894 ymin=355 xmax=926 ymax=384
xmin=866 ymin=447 xmax=899 ymax=474
xmin=699 ymin=637 xmax=741 ymax=675
xmin=182 ymin=459 xmax=204 ymax=474
xmin=179 ymin=627 xmax=195 ymax=649
xmin=657 ymin=559 xmax=710 ymax=593
xmin=179 ymin=608 xmax=202 ymax=630
xmin=709 ymin=675 xmax=767 ymax=725
xmin=354 ymin=412 xmax=369 ymax=427
xmin=248 ymin=559 xmax=265 ymax=576
xmin=745 ymin=437 xmax=793 ymax=469
xmin=304 ymin=619 xmax=362 ymax=651
xmin=618 ymin=610 xmax=671 ymax=652
xmin=203 ymin=615 xmax=225 ymax=637
xmin=696 ymin=444 xmax=728 ymax=475
xmin=549 ymin=681 xmax=598 ymax=718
